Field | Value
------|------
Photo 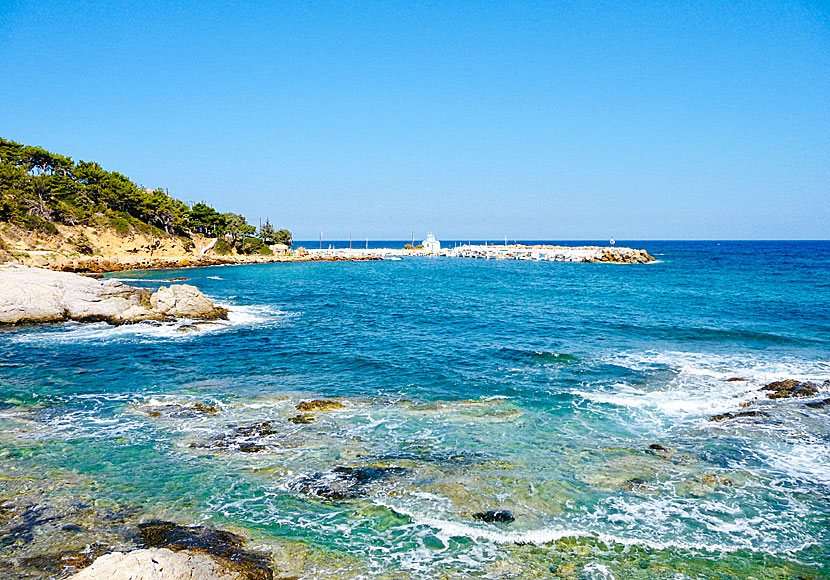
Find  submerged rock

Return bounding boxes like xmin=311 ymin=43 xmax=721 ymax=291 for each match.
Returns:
xmin=194 ymin=422 xmax=280 ymax=453
xmin=806 ymin=397 xmax=830 ymax=409
xmin=709 ymin=410 xmax=769 ymax=422
xmin=295 ymin=399 xmax=345 ymax=412
xmin=136 ymin=520 xmax=272 ymax=580
xmin=234 ymin=422 xmax=278 ymax=437
xmin=0 ymin=265 xmax=227 ymax=325
xmin=144 ymin=402 xmax=218 ymax=418
xmin=621 ymin=477 xmax=649 ymax=491
xmin=647 ymin=443 xmax=674 ymax=459
xmin=761 ymin=379 xmax=820 ymax=399
xmin=291 ymin=465 xmax=408 ymax=501
xmin=700 ymin=474 xmax=733 ymax=487
xmin=473 ymin=510 xmax=514 ymax=524
xmin=287 ymin=414 xmax=314 ymax=424
xmin=67 ymin=548 xmax=243 ymax=580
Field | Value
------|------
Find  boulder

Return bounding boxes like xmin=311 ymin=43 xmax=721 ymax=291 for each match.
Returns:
xmin=67 ymin=548 xmax=242 ymax=580
xmin=150 ymin=284 xmax=227 ymax=319
xmin=473 ymin=510 xmax=515 ymax=524
xmin=0 ymin=265 xmax=227 ymax=325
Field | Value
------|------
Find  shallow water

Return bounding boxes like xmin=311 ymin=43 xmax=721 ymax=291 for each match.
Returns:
xmin=1 ymin=241 xmax=829 ymax=578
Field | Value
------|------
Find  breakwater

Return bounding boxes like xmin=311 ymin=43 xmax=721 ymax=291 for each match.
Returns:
xmin=303 ymin=244 xmax=655 ymax=263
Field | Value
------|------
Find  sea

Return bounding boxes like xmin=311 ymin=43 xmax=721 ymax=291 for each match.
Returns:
xmin=1 ymin=240 xmax=829 ymax=579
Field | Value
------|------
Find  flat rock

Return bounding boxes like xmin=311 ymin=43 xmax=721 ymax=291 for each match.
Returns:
xmin=0 ymin=264 xmax=227 ymax=324
xmin=67 ymin=548 xmax=242 ymax=580
xmin=296 ymin=399 xmax=345 ymax=412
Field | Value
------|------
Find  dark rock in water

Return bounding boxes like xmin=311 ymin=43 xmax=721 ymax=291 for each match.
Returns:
xmin=145 ymin=402 xmax=217 ymax=418
xmin=725 ymin=377 xmax=747 ymax=382
xmin=236 ymin=442 xmax=267 ymax=453
xmin=165 ymin=277 xmax=189 ymax=281
xmin=473 ymin=510 xmax=514 ymax=524
xmin=136 ymin=520 xmax=273 ymax=580
xmin=20 ymin=544 xmax=107 ymax=574
xmin=709 ymin=410 xmax=769 ymax=422
xmin=806 ymin=397 xmax=830 ymax=409
xmin=647 ymin=443 xmax=674 ymax=459
xmin=288 ymin=413 xmax=314 ymax=424
xmin=292 ymin=465 xmax=408 ymax=500
xmin=296 ymin=399 xmax=345 ymax=412
xmin=196 ymin=421 xmax=280 ymax=453
xmin=761 ymin=379 xmax=819 ymax=399
xmin=622 ymin=477 xmax=649 ymax=490
xmin=235 ymin=421 xmax=278 ymax=437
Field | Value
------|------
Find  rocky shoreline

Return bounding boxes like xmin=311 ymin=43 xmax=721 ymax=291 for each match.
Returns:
xmin=0 ymin=264 xmax=227 ymax=325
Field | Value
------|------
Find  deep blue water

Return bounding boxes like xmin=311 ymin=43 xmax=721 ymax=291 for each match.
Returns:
xmin=1 ymin=241 xmax=829 ymax=578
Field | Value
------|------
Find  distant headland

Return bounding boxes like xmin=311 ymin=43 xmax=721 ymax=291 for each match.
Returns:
xmin=1 ymin=138 xmax=653 ymax=271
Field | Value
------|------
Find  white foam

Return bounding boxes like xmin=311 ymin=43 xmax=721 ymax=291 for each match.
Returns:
xmin=375 ymin=499 xmax=819 ymax=555
xmin=8 ymin=303 xmax=285 ymax=345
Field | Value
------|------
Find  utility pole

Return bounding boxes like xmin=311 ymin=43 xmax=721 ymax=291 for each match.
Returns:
xmin=411 ymin=231 xmax=414 ymax=247
xmin=319 ymin=232 xmax=322 ymax=249
xmin=349 ymin=234 xmax=352 ymax=249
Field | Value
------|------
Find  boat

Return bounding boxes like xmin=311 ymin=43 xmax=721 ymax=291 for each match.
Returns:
xmin=610 ymin=237 xmax=616 ymax=245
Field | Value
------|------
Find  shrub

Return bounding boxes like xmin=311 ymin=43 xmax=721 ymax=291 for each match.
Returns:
xmin=214 ymin=238 xmax=232 ymax=255
xmin=108 ymin=214 xmax=131 ymax=234
xmin=20 ymin=214 xmax=58 ymax=235
xmin=70 ymin=233 xmax=94 ymax=254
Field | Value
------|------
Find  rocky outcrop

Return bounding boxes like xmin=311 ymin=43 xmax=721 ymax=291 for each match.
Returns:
xmin=596 ymin=247 xmax=655 ymax=263
xmin=295 ymin=399 xmax=345 ymax=412
xmin=0 ymin=264 xmax=227 ymax=325
xmin=761 ymin=379 xmax=822 ymax=399
xmin=150 ymin=284 xmax=227 ymax=319
xmin=67 ymin=548 xmax=242 ymax=580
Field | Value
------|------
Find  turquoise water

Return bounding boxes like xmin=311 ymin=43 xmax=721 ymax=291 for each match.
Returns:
xmin=2 ymin=241 xmax=829 ymax=578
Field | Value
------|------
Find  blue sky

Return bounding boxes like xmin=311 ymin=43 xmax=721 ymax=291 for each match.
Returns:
xmin=1 ymin=1 xmax=828 ymax=240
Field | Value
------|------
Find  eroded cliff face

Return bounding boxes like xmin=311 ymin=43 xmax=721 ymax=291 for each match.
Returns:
xmin=0 ymin=265 xmax=227 ymax=325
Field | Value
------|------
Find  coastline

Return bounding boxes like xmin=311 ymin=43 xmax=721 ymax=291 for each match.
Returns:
xmin=1 ymin=242 xmax=828 ymax=579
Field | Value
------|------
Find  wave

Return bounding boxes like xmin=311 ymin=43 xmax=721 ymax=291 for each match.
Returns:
xmin=373 ymin=500 xmax=820 ymax=555
xmin=7 ymin=302 xmax=285 ymax=345
xmin=498 ymin=348 xmax=578 ymax=364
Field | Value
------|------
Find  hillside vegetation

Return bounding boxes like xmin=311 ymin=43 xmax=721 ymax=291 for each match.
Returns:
xmin=0 ymin=137 xmax=290 ymax=257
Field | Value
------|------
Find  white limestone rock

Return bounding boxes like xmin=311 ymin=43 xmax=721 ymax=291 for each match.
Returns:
xmin=150 ymin=284 xmax=227 ymax=319
xmin=0 ymin=264 xmax=227 ymax=324
xmin=68 ymin=548 xmax=243 ymax=580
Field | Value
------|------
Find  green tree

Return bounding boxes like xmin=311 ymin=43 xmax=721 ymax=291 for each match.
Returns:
xmin=259 ymin=219 xmax=277 ymax=245
xmin=275 ymin=228 xmax=292 ymax=247
xmin=222 ymin=213 xmax=255 ymax=246
xmin=187 ymin=203 xmax=225 ymax=236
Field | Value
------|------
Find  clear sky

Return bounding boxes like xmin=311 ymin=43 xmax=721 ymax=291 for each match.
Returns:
xmin=1 ymin=1 xmax=828 ymax=240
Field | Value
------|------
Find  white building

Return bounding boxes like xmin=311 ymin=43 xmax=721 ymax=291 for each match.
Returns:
xmin=422 ymin=232 xmax=441 ymax=254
